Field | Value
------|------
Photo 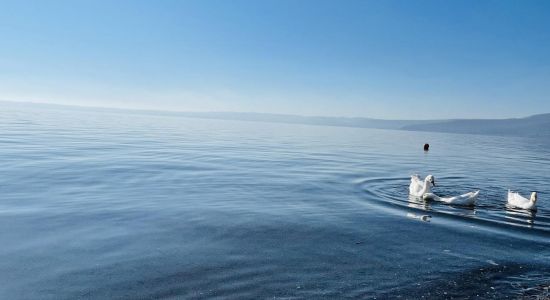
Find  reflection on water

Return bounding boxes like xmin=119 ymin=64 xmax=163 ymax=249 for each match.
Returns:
xmin=0 ymin=102 xmax=549 ymax=299
xmin=358 ymin=177 xmax=550 ymax=234
xmin=406 ymin=212 xmax=432 ymax=222
xmin=407 ymin=195 xmax=431 ymax=210
xmin=505 ymin=206 xmax=537 ymax=228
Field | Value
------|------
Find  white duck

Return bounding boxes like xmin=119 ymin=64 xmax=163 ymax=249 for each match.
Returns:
xmin=507 ymin=190 xmax=537 ymax=210
xmin=409 ymin=174 xmax=435 ymax=197
xmin=423 ymin=190 xmax=479 ymax=206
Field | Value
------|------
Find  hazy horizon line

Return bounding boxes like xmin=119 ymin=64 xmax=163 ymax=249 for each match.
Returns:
xmin=2 ymin=99 xmax=547 ymax=122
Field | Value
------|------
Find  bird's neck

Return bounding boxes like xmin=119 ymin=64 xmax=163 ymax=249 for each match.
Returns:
xmin=421 ymin=180 xmax=431 ymax=194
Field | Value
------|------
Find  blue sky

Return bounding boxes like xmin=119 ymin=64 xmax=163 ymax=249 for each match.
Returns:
xmin=1 ymin=0 xmax=549 ymax=119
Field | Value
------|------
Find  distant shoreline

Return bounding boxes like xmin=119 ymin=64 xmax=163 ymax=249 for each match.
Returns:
xmin=3 ymin=100 xmax=549 ymax=138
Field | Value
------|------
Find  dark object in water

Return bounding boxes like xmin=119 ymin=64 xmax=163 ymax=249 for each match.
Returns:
xmin=424 ymin=143 xmax=430 ymax=151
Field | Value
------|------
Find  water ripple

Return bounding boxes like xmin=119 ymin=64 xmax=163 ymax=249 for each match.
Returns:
xmin=355 ymin=176 xmax=550 ymax=237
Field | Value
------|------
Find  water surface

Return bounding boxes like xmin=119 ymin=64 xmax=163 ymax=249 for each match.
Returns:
xmin=1 ymin=103 xmax=549 ymax=299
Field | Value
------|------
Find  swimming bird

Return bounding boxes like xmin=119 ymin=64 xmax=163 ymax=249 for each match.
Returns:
xmin=409 ymin=174 xmax=435 ymax=197
xmin=507 ymin=190 xmax=537 ymax=210
xmin=423 ymin=190 xmax=479 ymax=206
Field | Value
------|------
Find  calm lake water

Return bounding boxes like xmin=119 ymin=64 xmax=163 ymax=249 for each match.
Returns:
xmin=1 ymin=103 xmax=549 ymax=299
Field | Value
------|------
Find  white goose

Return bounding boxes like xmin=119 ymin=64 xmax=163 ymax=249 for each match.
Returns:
xmin=409 ymin=174 xmax=435 ymax=197
xmin=507 ymin=190 xmax=537 ymax=210
xmin=423 ymin=190 xmax=479 ymax=206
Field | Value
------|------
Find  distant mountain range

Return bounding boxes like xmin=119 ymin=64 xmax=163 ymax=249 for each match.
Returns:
xmin=175 ymin=112 xmax=435 ymax=130
xmin=400 ymin=113 xmax=550 ymax=137
xmin=175 ymin=111 xmax=550 ymax=137
xmin=4 ymin=101 xmax=550 ymax=137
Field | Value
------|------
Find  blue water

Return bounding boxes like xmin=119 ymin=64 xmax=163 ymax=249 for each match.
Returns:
xmin=1 ymin=102 xmax=549 ymax=299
